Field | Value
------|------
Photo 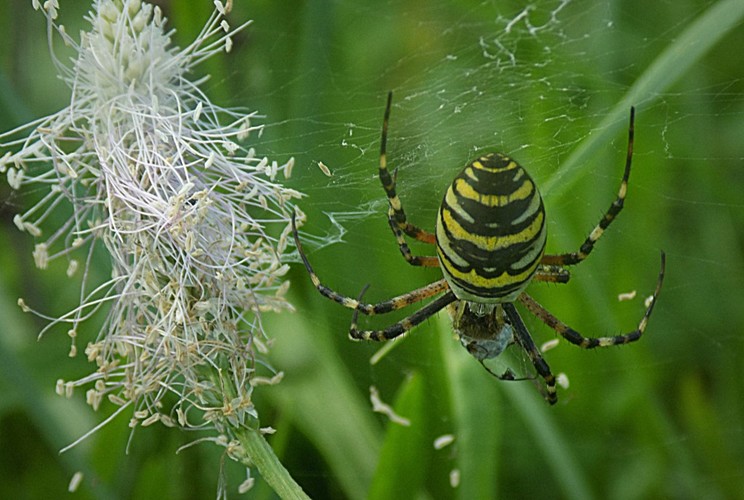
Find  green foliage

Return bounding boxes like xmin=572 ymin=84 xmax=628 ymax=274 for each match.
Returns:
xmin=2 ymin=0 xmax=744 ymax=498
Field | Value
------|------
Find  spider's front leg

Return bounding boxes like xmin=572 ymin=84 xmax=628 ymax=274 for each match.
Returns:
xmin=542 ymin=107 xmax=635 ymax=267
xmin=386 ymin=206 xmax=440 ymax=267
xmin=378 ymin=91 xmax=437 ymax=247
xmin=533 ymin=264 xmax=571 ymax=284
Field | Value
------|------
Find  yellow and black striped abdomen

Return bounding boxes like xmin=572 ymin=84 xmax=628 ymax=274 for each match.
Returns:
xmin=436 ymin=153 xmax=546 ymax=303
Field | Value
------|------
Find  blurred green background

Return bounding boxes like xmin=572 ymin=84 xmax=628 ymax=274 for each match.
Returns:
xmin=1 ymin=0 xmax=743 ymax=498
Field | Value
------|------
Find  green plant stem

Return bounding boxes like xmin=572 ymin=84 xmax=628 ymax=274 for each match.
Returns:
xmin=236 ymin=427 xmax=311 ymax=500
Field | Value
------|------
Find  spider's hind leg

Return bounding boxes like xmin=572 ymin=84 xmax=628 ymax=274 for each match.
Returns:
xmin=349 ymin=288 xmax=457 ymax=341
xmin=503 ymin=303 xmax=558 ymax=405
xmin=520 ymin=251 xmax=665 ymax=349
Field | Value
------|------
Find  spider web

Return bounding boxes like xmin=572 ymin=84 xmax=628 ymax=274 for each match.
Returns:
xmin=268 ymin=1 xmax=602 ymax=238
xmin=255 ymin=0 xmax=743 ymax=256
xmin=248 ymin=2 xmax=744 ymax=352
xmin=4 ymin=0 xmax=742 ymax=496
xmin=253 ymin=0 xmax=744 ymax=365
xmin=245 ymin=2 xmax=744 ymax=493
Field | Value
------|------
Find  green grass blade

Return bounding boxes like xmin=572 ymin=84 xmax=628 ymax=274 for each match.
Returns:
xmin=265 ymin=311 xmax=382 ymax=500
xmin=542 ymin=0 xmax=744 ymax=199
xmin=501 ymin=383 xmax=594 ymax=500
xmin=367 ymin=373 xmax=428 ymax=500
xmin=439 ymin=320 xmax=502 ymax=500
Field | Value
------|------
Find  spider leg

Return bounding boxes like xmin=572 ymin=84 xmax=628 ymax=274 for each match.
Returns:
xmin=387 ymin=206 xmax=440 ymax=267
xmin=350 ymin=289 xmax=457 ymax=341
xmin=291 ymin=211 xmax=449 ymax=314
xmin=542 ymin=107 xmax=635 ymax=267
xmin=503 ymin=303 xmax=558 ymax=405
xmin=533 ymin=264 xmax=570 ymax=283
xmin=478 ymin=361 xmax=538 ymax=383
xmin=379 ymin=91 xmax=437 ymax=246
xmin=521 ymin=251 xmax=665 ymax=348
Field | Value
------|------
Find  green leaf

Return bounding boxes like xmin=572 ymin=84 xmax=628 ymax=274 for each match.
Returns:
xmin=367 ymin=372 xmax=428 ymax=500
xmin=264 ymin=310 xmax=382 ymax=499
xmin=438 ymin=316 xmax=502 ymax=500
xmin=542 ymin=0 xmax=744 ymax=199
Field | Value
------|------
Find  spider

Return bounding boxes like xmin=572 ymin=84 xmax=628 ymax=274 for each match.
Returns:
xmin=291 ymin=92 xmax=665 ymax=404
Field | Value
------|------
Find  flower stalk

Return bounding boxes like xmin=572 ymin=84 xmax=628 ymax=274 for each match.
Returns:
xmin=1 ymin=0 xmax=305 ymax=496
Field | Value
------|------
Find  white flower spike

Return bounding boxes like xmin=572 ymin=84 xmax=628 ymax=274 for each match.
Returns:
xmin=1 ymin=1 xmax=303 ymax=483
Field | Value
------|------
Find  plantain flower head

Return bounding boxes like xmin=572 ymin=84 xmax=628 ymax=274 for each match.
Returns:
xmin=0 ymin=0 xmax=302 ymax=477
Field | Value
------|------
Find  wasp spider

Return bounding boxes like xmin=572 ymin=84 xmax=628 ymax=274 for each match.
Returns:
xmin=292 ymin=92 xmax=665 ymax=404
